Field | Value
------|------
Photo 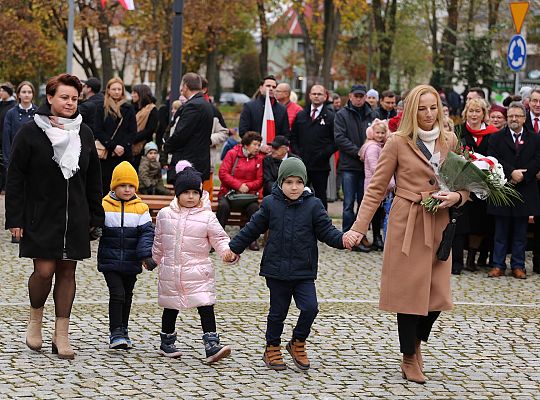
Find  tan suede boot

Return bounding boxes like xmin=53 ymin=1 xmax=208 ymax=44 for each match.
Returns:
xmin=52 ymin=317 xmax=75 ymax=359
xmin=286 ymin=339 xmax=310 ymax=370
xmin=415 ymin=339 xmax=423 ymax=371
xmin=401 ymin=354 xmax=426 ymax=384
xmin=26 ymin=307 xmax=44 ymax=351
xmin=262 ymin=345 xmax=286 ymax=370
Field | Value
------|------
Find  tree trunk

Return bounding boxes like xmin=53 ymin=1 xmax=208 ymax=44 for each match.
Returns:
xmin=206 ymin=28 xmax=219 ymax=98
xmin=466 ymin=0 xmax=476 ymax=34
xmin=321 ymin=0 xmax=341 ymax=89
xmin=372 ymin=0 xmax=397 ymax=89
xmin=257 ymin=0 xmax=268 ymax=79
xmin=295 ymin=4 xmax=321 ymax=89
xmin=98 ymin=9 xmax=113 ymax=85
xmin=488 ymin=0 xmax=502 ymax=31
xmin=440 ymin=0 xmax=459 ymax=87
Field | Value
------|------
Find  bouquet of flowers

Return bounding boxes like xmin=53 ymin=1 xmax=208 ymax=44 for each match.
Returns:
xmin=421 ymin=146 xmax=522 ymax=213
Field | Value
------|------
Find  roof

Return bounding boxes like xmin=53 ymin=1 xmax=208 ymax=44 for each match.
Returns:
xmin=270 ymin=5 xmax=313 ymax=38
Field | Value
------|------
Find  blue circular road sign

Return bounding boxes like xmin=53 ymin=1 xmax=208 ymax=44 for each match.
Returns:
xmin=508 ymin=34 xmax=527 ymax=72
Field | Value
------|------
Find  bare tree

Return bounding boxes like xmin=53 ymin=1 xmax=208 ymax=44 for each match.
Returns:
xmin=257 ymin=0 xmax=268 ymax=79
xmin=372 ymin=0 xmax=397 ymax=89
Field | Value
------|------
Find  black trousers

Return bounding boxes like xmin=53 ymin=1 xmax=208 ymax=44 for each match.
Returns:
xmin=103 ymin=271 xmax=138 ymax=332
xmin=307 ymin=170 xmax=330 ymax=210
xmin=216 ymin=197 xmax=259 ymax=228
xmin=265 ymin=278 xmax=319 ymax=346
xmin=371 ymin=205 xmax=384 ymax=238
xmin=397 ymin=311 xmax=441 ymax=355
xmin=162 ymin=305 xmax=216 ymax=334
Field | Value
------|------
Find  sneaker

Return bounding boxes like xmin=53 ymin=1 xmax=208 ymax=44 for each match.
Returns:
xmin=262 ymin=344 xmax=287 ymax=370
xmin=109 ymin=329 xmax=128 ymax=350
xmin=158 ymin=332 xmax=182 ymax=358
xmin=123 ymin=327 xmax=133 ymax=349
xmin=202 ymin=332 xmax=231 ymax=363
xmin=286 ymin=338 xmax=310 ymax=370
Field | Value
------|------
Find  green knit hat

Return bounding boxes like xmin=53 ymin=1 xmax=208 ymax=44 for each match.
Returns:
xmin=277 ymin=157 xmax=307 ymax=188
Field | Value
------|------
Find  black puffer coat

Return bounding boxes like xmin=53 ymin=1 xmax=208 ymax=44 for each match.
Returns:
xmin=5 ymin=104 xmax=105 ymax=260
xmin=229 ymin=185 xmax=344 ymax=280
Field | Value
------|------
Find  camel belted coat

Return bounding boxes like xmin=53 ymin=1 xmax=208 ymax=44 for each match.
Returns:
xmin=351 ymin=133 xmax=468 ymax=315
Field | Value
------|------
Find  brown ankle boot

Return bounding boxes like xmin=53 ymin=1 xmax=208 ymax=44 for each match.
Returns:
xmin=26 ymin=307 xmax=44 ymax=351
xmin=415 ymin=339 xmax=423 ymax=371
xmin=262 ymin=345 xmax=286 ymax=370
xmin=401 ymin=354 xmax=426 ymax=384
xmin=286 ymin=339 xmax=310 ymax=370
xmin=52 ymin=317 xmax=75 ymax=359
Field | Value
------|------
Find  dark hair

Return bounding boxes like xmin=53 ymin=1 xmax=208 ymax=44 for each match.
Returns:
xmin=260 ymin=75 xmax=277 ymax=86
xmin=16 ymin=81 xmax=35 ymax=102
xmin=46 ymin=73 xmax=82 ymax=97
xmin=503 ymin=95 xmax=521 ymax=107
xmin=241 ymin=131 xmax=263 ymax=146
xmin=181 ymin=72 xmax=202 ymax=91
xmin=201 ymin=77 xmax=208 ymax=89
xmin=381 ymin=90 xmax=395 ymax=99
xmin=132 ymin=84 xmax=154 ymax=108
xmin=468 ymin=87 xmax=485 ymax=99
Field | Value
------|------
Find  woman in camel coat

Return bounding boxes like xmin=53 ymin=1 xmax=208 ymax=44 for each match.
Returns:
xmin=347 ymin=85 xmax=469 ymax=384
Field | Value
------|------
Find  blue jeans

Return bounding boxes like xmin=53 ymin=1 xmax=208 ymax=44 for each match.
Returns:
xmin=341 ymin=171 xmax=365 ymax=232
xmin=265 ymin=278 xmax=319 ymax=346
xmin=492 ymin=216 xmax=528 ymax=270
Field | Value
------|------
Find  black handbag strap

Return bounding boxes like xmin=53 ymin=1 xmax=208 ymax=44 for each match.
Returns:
xmin=416 ymin=138 xmax=433 ymax=161
xmin=230 ymin=156 xmax=239 ymax=176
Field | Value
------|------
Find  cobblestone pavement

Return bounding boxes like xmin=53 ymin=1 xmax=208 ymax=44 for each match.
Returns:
xmin=1 ymin=198 xmax=539 ymax=399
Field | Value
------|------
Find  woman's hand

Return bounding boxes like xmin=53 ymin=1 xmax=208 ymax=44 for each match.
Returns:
xmin=343 ymin=230 xmax=364 ymax=250
xmin=10 ymin=228 xmax=23 ymax=240
xmin=113 ymin=145 xmax=125 ymax=157
xmin=432 ymin=191 xmax=461 ymax=208
xmin=238 ymin=183 xmax=249 ymax=193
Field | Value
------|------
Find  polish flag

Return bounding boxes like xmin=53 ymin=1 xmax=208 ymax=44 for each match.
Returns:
xmin=101 ymin=0 xmax=135 ymax=10
xmin=261 ymin=89 xmax=275 ymax=145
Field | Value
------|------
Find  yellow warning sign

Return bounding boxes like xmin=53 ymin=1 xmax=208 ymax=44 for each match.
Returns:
xmin=510 ymin=1 xmax=530 ymax=34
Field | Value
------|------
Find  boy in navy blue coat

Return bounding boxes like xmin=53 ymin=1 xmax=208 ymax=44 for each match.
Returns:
xmin=228 ymin=158 xmax=351 ymax=371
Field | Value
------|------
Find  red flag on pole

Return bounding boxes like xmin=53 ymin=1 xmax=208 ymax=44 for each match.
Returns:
xmin=261 ymin=89 xmax=275 ymax=145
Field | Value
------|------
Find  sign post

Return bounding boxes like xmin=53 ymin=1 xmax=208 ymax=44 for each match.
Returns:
xmin=508 ymin=1 xmax=530 ymax=94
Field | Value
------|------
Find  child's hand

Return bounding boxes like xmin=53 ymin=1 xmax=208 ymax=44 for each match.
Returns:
xmin=142 ymin=257 xmax=158 ymax=271
xmin=222 ymin=249 xmax=240 ymax=263
xmin=343 ymin=230 xmax=363 ymax=250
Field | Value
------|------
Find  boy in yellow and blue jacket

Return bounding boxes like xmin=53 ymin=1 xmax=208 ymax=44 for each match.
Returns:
xmin=98 ymin=161 xmax=155 ymax=349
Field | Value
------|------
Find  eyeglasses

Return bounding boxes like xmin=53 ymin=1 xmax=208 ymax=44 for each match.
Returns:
xmin=507 ymin=114 xmax=525 ymax=119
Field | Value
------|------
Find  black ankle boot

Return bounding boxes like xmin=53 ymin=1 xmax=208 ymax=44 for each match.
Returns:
xmin=465 ymin=250 xmax=477 ymax=271
xmin=477 ymin=251 xmax=488 ymax=267
xmin=372 ymin=235 xmax=384 ymax=251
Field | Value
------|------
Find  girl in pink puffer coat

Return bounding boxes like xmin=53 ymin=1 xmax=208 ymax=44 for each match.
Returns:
xmin=151 ymin=164 xmax=238 ymax=363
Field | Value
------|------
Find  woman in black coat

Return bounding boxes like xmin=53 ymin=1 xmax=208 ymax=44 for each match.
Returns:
xmin=452 ymin=98 xmax=499 ymax=274
xmin=5 ymin=73 xmax=105 ymax=359
xmin=130 ymin=84 xmax=158 ymax=170
xmin=94 ymin=77 xmax=137 ymax=195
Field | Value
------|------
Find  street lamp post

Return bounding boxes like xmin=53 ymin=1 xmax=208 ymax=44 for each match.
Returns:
xmin=170 ymin=0 xmax=184 ymax=102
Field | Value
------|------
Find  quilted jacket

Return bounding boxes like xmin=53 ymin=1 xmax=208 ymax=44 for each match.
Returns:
xmin=152 ymin=196 xmax=230 ymax=310
xmin=98 ymin=193 xmax=154 ymax=274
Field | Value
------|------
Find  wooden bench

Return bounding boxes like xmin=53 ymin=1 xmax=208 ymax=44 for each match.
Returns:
xmin=139 ymin=187 xmax=259 ymax=228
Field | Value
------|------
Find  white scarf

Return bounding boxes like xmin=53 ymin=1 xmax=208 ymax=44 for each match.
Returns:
xmin=417 ymin=126 xmax=440 ymax=155
xmin=34 ymin=114 xmax=82 ymax=180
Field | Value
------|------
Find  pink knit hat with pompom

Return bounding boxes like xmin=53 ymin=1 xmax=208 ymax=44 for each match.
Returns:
xmin=175 ymin=160 xmax=193 ymax=173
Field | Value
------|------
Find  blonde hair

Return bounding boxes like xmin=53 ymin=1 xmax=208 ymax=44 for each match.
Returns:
xmin=103 ymin=77 xmax=127 ymax=118
xmin=443 ymin=116 xmax=455 ymax=133
xmin=396 ymin=84 xmax=451 ymax=145
xmin=462 ymin=97 xmax=489 ymax=123
xmin=366 ymin=118 xmax=389 ymax=141
xmin=171 ymin=100 xmax=182 ymax=111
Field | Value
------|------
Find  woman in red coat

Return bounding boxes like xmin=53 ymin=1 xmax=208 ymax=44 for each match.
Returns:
xmin=217 ymin=131 xmax=264 ymax=250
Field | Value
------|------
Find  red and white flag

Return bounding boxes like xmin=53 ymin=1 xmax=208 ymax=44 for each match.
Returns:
xmin=101 ymin=0 xmax=135 ymax=10
xmin=261 ymin=89 xmax=275 ymax=145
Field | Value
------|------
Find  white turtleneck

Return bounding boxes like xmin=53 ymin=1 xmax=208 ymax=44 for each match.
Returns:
xmin=417 ymin=126 xmax=440 ymax=155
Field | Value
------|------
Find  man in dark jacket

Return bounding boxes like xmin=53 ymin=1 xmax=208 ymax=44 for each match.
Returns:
xmin=262 ymin=135 xmax=299 ymax=196
xmin=239 ymin=75 xmax=290 ymax=138
xmin=79 ymin=77 xmax=104 ymax=133
xmin=291 ymin=84 xmax=335 ymax=210
xmin=487 ymin=102 xmax=540 ymax=279
xmin=0 ymin=83 xmax=17 ymax=192
xmin=164 ymin=73 xmax=213 ymax=183
xmin=373 ymin=90 xmax=397 ymax=120
xmin=334 ymin=84 xmax=374 ymax=235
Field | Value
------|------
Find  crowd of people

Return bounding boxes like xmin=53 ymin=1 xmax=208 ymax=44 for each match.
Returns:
xmin=2 ymin=69 xmax=540 ymax=384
